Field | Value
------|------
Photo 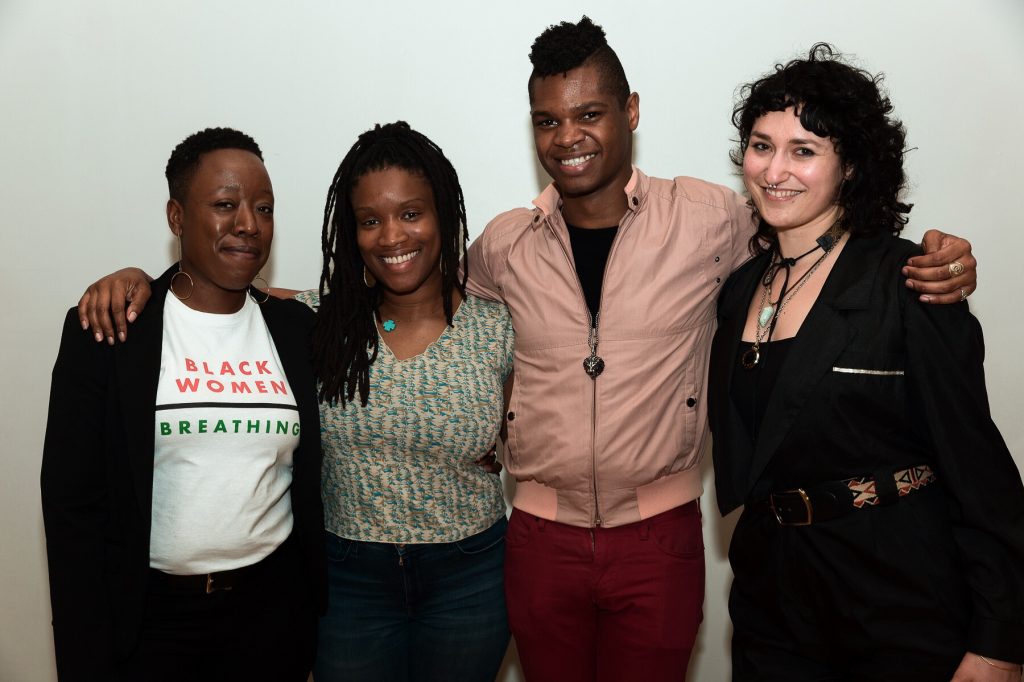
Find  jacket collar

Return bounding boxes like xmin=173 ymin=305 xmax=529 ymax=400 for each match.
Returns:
xmin=528 ymin=166 xmax=648 ymax=228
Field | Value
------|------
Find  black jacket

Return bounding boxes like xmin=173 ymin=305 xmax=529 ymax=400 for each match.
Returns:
xmin=41 ymin=265 xmax=326 ymax=681
xmin=708 ymin=233 xmax=1024 ymax=659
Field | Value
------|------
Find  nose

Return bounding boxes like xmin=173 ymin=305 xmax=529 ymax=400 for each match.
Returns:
xmin=555 ymin=121 xmax=585 ymax=150
xmin=764 ymin=151 xmax=790 ymax=186
xmin=234 ymin=204 xmax=259 ymax=235
xmin=379 ymin=217 xmax=408 ymax=247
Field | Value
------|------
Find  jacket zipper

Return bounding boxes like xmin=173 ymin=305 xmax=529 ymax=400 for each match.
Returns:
xmin=591 ymin=216 xmax=630 ymax=527
xmin=548 ymin=210 xmax=633 ymax=528
xmin=549 ymin=221 xmax=603 ymax=527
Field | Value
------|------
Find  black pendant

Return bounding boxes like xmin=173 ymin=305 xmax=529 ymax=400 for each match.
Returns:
xmin=583 ymin=354 xmax=605 ymax=379
xmin=740 ymin=347 xmax=760 ymax=369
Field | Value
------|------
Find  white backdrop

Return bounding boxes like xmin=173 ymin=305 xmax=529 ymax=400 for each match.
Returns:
xmin=3 ymin=1 xmax=1023 ymax=679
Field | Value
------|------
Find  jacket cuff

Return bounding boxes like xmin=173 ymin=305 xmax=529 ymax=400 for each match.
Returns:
xmin=968 ymin=614 xmax=1024 ymax=663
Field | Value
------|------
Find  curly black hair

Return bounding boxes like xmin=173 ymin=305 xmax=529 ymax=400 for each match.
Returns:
xmin=528 ymin=16 xmax=630 ymax=107
xmin=313 ymin=121 xmax=469 ymax=407
xmin=731 ymin=43 xmax=912 ymax=256
xmin=165 ymin=127 xmax=263 ymax=202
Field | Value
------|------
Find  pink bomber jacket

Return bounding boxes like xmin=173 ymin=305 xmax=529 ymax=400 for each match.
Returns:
xmin=466 ymin=167 xmax=755 ymax=528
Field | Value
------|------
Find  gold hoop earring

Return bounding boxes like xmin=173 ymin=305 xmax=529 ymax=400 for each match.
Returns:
xmin=249 ymin=274 xmax=270 ymax=304
xmin=363 ymin=266 xmax=376 ymax=288
xmin=171 ymin=235 xmax=194 ymax=301
xmin=170 ymin=268 xmax=194 ymax=301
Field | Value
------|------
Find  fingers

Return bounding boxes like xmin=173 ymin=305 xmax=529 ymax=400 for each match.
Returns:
xmin=903 ymin=232 xmax=977 ymax=304
xmin=75 ymin=271 xmax=154 ymax=343
xmin=906 ymin=232 xmax=972 ymax=269
xmin=124 ymin=283 xmax=151 ymax=335
xmin=474 ymin=446 xmax=503 ymax=475
xmin=79 ymin=280 xmax=116 ymax=344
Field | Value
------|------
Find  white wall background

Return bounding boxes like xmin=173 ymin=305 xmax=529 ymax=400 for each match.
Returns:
xmin=2 ymin=0 xmax=1022 ymax=679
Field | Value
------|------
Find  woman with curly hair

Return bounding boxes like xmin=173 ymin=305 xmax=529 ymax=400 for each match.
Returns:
xmin=708 ymin=44 xmax=1024 ymax=679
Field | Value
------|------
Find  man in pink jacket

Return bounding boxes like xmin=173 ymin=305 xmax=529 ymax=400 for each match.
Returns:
xmin=465 ymin=17 xmax=975 ymax=681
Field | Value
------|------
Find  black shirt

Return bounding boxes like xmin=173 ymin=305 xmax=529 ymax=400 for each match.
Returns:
xmin=567 ymin=224 xmax=619 ymax=323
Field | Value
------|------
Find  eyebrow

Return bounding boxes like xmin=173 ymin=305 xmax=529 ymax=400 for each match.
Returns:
xmin=531 ymin=100 xmax=609 ymax=117
xmin=750 ymin=131 xmax=827 ymax=147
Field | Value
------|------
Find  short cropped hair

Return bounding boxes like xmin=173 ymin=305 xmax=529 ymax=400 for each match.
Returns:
xmin=165 ymin=127 xmax=263 ymax=202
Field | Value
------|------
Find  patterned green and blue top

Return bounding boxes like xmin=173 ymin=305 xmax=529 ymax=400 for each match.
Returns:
xmin=295 ymin=291 xmax=514 ymax=543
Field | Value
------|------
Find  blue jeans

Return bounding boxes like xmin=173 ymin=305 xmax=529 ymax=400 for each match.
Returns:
xmin=313 ymin=517 xmax=509 ymax=682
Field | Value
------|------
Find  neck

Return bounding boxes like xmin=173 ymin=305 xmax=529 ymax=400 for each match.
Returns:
xmin=178 ymin=285 xmax=248 ymax=315
xmin=775 ymin=211 xmax=842 ymax=260
xmin=557 ymin=167 xmax=632 ymax=228
xmin=377 ymin=273 xmax=452 ymax=322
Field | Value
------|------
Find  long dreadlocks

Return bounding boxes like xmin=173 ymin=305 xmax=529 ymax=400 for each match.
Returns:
xmin=312 ymin=121 xmax=469 ymax=407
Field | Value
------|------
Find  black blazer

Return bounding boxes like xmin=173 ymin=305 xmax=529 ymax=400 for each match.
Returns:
xmin=708 ymin=233 xmax=1024 ymax=658
xmin=41 ymin=265 xmax=326 ymax=681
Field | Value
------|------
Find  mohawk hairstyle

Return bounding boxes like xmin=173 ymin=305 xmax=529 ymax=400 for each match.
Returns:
xmin=165 ymin=127 xmax=262 ymax=202
xmin=313 ymin=121 xmax=469 ymax=407
xmin=528 ymin=16 xmax=630 ymax=107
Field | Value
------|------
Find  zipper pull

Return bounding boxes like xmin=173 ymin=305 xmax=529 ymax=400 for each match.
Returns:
xmin=583 ymin=312 xmax=605 ymax=379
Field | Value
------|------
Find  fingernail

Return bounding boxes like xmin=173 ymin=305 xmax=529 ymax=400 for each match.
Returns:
xmin=107 ymin=336 xmax=114 ymax=346
xmin=80 ymin=319 xmax=88 ymax=330
xmin=119 ymin=332 xmax=126 ymax=342
xmin=94 ymin=332 xmax=103 ymax=342
xmin=920 ymin=295 xmax=932 ymax=303
xmin=128 ymin=311 xmax=137 ymax=322
xmin=901 ymin=266 xmax=909 ymax=276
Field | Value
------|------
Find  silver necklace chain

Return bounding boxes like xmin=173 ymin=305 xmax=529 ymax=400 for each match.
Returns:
xmin=741 ymin=235 xmax=841 ymax=369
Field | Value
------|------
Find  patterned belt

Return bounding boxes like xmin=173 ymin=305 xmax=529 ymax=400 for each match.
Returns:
xmin=749 ymin=464 xmax=937 ymax=527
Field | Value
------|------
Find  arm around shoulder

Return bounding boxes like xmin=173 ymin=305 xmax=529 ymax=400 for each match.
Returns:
xmin=464 ymin=209 xmax=533 ymax=303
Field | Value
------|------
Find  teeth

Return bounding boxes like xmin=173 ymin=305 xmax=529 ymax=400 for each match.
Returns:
xmin=381 ymin=250 xmax=420 ymax=265
xmin=561 ymin=154 xmax=596 ymax=167
xmin=766 ymin=188 xmax=801 ymax=198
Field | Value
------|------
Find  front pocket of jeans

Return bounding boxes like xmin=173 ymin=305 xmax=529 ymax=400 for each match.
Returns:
xmin=651 ymin=519 xmax=704 ymax=559
xmin=455 ymin=518 xmax=507 ymax=555
xmin=324 ymin=533 xmax=355 ymax=563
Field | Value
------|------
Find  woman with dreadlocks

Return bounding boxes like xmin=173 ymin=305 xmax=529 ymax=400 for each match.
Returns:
xmin=297 ymin=121 xmax=513 ymax=681
xmin=74 ymin=121 xmax=513 ymax=681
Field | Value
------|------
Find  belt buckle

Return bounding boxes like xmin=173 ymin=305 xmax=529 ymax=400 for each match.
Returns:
xmin=769 ymin=488 xmax=814 ymax=526
xmin=205 ymin=573 xmax=233 ymax=594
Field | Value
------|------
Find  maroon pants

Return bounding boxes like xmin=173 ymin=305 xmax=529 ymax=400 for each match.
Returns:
xmin=504 ymin=502 xmax=705 ymax=682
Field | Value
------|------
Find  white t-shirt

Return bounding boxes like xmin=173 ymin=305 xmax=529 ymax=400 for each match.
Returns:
xmin=150 ymin=293 xmax=298 ymax=574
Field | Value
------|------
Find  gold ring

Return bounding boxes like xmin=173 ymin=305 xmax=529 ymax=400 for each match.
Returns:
xmin=960 ymin=287 xmax=968 ymax=302
xmin=948 ymin=261 xmax=965 ymax=278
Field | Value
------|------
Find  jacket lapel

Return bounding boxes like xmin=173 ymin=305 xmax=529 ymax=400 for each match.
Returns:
xmin=745 ymin=236 xmax=883 ymax=490
xmin=115 ymin=266 xmax=175 ymax=518
xmin=710 ymin=254 xmax=766 ymax=511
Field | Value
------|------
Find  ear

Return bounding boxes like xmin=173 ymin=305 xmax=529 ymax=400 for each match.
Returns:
xmin=626 ymin=92 xmax=640 ymax=132
xmin=166 ymin=198 xmax=183 ymax=236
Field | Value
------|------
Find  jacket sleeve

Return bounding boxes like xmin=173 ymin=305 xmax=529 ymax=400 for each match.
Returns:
xmin=904 ymin=295 xmax=1024 ymax=662
xmin=724 ymin=186 xmax=758 ymax=272
xmin=464 ymin=217 xmax=509 ymax=304
xmin=40 ymin=308 xmax=115 ymax=680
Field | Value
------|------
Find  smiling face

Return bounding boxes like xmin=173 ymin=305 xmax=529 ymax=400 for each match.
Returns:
xmin=353 ymin=167 xmax=442 ymax=300
xmin=167 ymin=148 xmax=273 ymax=313
xmin=530 ymin=61 xmax=638 ymax=207
xmin=743 ymin=107 xmax=847 ymax=236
